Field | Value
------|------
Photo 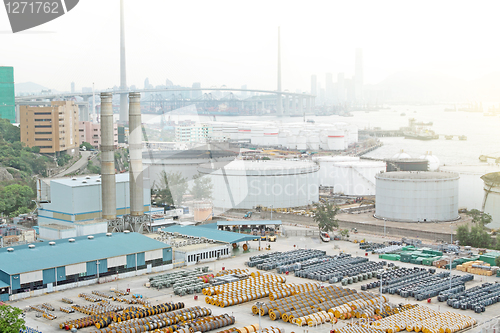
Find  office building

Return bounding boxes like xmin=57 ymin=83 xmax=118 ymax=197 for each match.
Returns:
xmin=175 ymin=123 xmax=212 ymax=143
xmin=20 ymin=101 xmax=79 ymax=154
xmin=0 ymin=67 xmax=15 ymax=123
xmin=325 ymin=73 xmax=333 ymax=104
xmin=70 ymin=82 xmax=75 ymax=93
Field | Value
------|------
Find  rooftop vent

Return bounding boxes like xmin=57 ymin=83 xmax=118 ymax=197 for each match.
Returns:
xmin=124 ymin=230 xmax=130 ymax=234
xmin=71 ymin=177 xmax=77 ymax=181
xmin=28 ymin=244 xmax=35 ymax=249
xmin=49 ymin=241 xmax=56 ymax=246
xmin=87 ymin=235 xmax=94 ymax=240
xmin=7 ymin=248 xmax=14 ymax=252
xmin=82 ymin=180 xmax=87 ymax=184
xmin=106 ymin=233 xmax=112 ymax=237
xmin=85 ymin=176 xmax=91 ymax=179
xmin=96 ymin=179 xmax=101 ymax=182
xmin=69 ymin=238 xmax=75 ymax=243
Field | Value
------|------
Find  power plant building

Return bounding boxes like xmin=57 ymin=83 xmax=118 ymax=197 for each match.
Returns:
xmin=0 ymin=232 xmax=173 ymax=301
xmin=37 ymin=174 xmax=152 ymax=240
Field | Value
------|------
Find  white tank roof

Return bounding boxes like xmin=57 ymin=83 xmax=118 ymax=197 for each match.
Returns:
xmin=198 ymin=160 xmax=319 ymax=176
xmin=419 ymin=153 xmax=440 ymax=171
xmin=376 ymin=171 xmax=459 ymax=181
xmin=313 ymin=156 xmax=360 ymax=162
xmin=392 ymin=151 xmax=412 ymax=159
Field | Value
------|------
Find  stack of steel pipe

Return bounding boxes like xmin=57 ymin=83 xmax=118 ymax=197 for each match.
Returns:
xmin=441 ymin=282 xmax=500 ymax=313
xmin=114 ymin=302 xmax=184 ymax=322
xmin=203 ymin=273 xmax=285 ymax=296
xmin=92 ymin=290 xmax=114 ymax=299
xmin=293 ymin=310 xmax=337 ymax=327
xmin=216 ymin=268 xmax=249 ymax=277
xmin=91 ymin=306 xmax=209 ymax=332
xmin=418 ymin=311 xmax=476 ymax=333
xmin=268 ymin=282 xmax=320 ymax=301
xmin=206 ymin=282 xmax=293 ymax=307
xmin=79 ymin=293 xmax=106 ymax=302
xmin=71 ymin=303 xmax=123 ymax=316
xmin=246 ymin=249 xmax=327 ymax=270
xmin=61 ymin=298 xmax=73 ymax=304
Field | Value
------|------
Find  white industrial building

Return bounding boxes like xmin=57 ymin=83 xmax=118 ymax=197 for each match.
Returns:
xmin=37 ymin=174 xmax=152 ymax=240
xmin=482 ymin=172 xmax=500 ymax=230
xmin=313 ymin=156 xmax=386 ymax=195
xmin=375 ymin=171 xmax=460 ymax=222
xmin=198 ymin=160 xmax=319 ymax=209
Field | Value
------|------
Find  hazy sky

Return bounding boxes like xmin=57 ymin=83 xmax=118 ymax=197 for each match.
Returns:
xmin=2 ymin=0 xmax=500 ymax=92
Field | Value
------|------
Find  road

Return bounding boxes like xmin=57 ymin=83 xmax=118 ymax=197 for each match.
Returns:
xmin=52 ymin=151 xmax=91 ymax=178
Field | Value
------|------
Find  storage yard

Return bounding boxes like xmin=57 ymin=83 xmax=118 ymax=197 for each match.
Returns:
xmin=10 ymin=229 xmax=500 ymax=333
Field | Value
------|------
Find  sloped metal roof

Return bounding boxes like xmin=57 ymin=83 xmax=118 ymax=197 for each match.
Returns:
xmin=216 ymin=220 xmax=282 ymax=226
xmin=162 ymin=225 xmax=256 ymax=244
xmin=0 ymin=232 xmax=170 ymax=275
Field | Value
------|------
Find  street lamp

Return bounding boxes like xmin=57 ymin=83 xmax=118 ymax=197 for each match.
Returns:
xmin=256 ymin=301 xmax=265 ymax=333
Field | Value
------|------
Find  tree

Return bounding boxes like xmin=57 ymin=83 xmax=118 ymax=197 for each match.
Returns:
xmin=190 ymin=175 xmax=213 ymax=201
xmin=154 ymin=171 xmax=188 ymax=207
xmin=466 ymin=209 xmax=492 ymax=227
xmin=0 ymin=184 xmax=34 ymax=217
xmin=80 ymin=142 xmax=93 ymax=151
xmin=340 ymin=229 xmax=350 ymax=240
xmin=455 ymin=224 xmax=493 ymax=248
xmin=0 ymin=304 xmax=25 ymax=333
xmin=312 ymin=202 xmax=340 ymax=233
xmin=496 ymin=256 xmax=500 ymax=267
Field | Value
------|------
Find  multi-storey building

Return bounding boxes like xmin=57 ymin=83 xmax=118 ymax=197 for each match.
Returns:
xmin=175 ymin=123 xmax=212 ymax=143
xmin=20 ymin=101 xmax=79 ymax=154
xmin=78 ymin=121 xmax=118 ymax=149
xmin=0 ymin=66 xmax=15 ymax=123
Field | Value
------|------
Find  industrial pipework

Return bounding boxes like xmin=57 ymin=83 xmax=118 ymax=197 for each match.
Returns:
xmin=128 ymin=92 xmax=143 ymax=216
xmin=100 ymin=92 xmax=116 ymax=220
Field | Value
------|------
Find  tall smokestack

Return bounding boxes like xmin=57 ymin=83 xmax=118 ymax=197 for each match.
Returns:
xmin=119 ymin=0 xmax=128 ymax=123
xmin=100 ymin=92 xmax=116 ymax=220
xmin=277 ymin=26 xmax=283 ymax=117
xmin=129 ymin=92 xmax=143 ymax=216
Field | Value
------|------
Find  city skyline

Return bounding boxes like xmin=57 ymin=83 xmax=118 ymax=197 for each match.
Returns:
xmin=2 ymin=0 xmax=500 ymax=93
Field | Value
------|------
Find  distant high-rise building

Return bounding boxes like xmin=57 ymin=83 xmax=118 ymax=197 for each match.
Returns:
xmin=311 ymin=75 xmax=317 ymax=96
xmin=337 ymin=73 xmax=345 ymax=103
xmin=192 ymin=82 xmax=202 ymax=99
xmin=71 ymin=82 xmax=75 ymax=93
xmin=144 ymin=78 xmax=150 ymax=89
xmin=325 ymin=73 xmax=333 ymax=104
xmin=20 ymin=101 xmax=79 ymax=154
xmin=355 ymin=48 xmax=363 ymax=101
xmin=0 ymin=66 xmax=15 ymax=123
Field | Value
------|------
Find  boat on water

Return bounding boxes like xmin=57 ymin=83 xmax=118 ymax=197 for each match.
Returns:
xmin=445 ymin=135 xmax=453 ymax=140
xmin=404 ymin=131 xmax=437 ymax=140
xmin=306 ymin=119 xmax=315 ymax=124
xmin=459 ymin=135 xmax=467 ymax=141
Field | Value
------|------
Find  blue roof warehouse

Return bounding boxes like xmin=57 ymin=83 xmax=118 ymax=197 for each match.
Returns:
xmin=0 ymin=232 xmax=172 ymax=302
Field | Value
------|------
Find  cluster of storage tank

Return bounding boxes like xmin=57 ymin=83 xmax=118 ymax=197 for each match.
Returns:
xmin=209 ymin=121 xmax=358 ymax=151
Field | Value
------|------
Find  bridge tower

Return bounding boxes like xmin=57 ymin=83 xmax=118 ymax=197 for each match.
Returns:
xmin=277 ymin=27 xmax=283 ymax=117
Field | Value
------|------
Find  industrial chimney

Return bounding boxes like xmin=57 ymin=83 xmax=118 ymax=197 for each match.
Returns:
xmin=100 ymin=92 xmax=116 ymax=220
xmin=128 ymin=92 xmax=143 ymax=216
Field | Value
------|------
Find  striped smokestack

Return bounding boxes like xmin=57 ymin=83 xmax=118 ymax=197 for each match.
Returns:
xmin=100 ymin=92 xmax=116 ymax=220
xmin=128 ymin=92 xmax=143 ymax=216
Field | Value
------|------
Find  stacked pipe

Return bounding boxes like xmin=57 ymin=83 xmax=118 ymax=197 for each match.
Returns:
xmin=334 ymin=324 xmax=382 ymax=333
xmin=252 ymin=285 xmax=355 ymax=317
xmin=328 ymin=293 xmax=388 ymax=320
xmin=246 ymin=249 xmax=327 ymax=270
xmin=372 ymin=305 xmax=437 ymax=332
xmin=99 ymin=92 xmax=116 ymax=220
xmin=91 ymin=306 xmax=207 ymax=332
xmin=61 ymin=298 xmax=73 ymax=304
xmin=79 ymin=293 xmax=106 ymax=302
xmin=114 ymin=302 xmax=183 ymax=322
xmin=216 ymin=268 xmax=249 ymax=277
xmin=268 ymin=282 xmax=320 ymax=301
xmin=71 ymin=303 xmax=123 ymax=316
xmin=294 ymin=311 xmax=337 ymax=327
xmin=442 ymin=282 xmax=500 ymax=312
xmin=418 ymin=311 xmax=476 ymax=333
xmin=92 ymin=290 xmax=114 ymax=299
xmin=60 ymin=313 xmax=115 ymax=330
xmin=206 ymin=281 xmax=292 ymax=307
xmin=41 ymin=303 xmax=54 ymax=311
xmin=59 ymin=306 xmax=74 ymax=314
xmin=203 ymin=273 xmax=285 ymax=296
xmin=185 ymin=314 xmax=235 ymax=333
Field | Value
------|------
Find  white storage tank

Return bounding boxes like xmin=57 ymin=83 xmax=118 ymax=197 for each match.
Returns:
xmin=198 ymin=160 xmax=319 ymax=209
xmin=326 ymin=130 xmax=346 ymax=150
xmin=296 ymin=136 xmax=307 ymax=150
xmin=263 ymin=126 xmax=279 ymax=146
xmin=313 ymin=156 xmax=359 ymax=188
xmin=329 ymin=161 xmax=386 ymax=195
xmin=251 ymin=127 xmax=264 ymax=146
xmin=286 ymin=135 xmax=297 ymax=150
xmin=375 ymin=171 xmax=460 ymax=222
xmin=238 ymin=124 xmax=252 ymax=140
xmin=481 ymin=172 xmax=500 ymax=230
xmin=440 ymin=164 xmax=500 ymax=210
xmin=419 ymin=152 xmax=440 ymax=171
xmin=278 ymin=130 xmax=288 ymax=147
